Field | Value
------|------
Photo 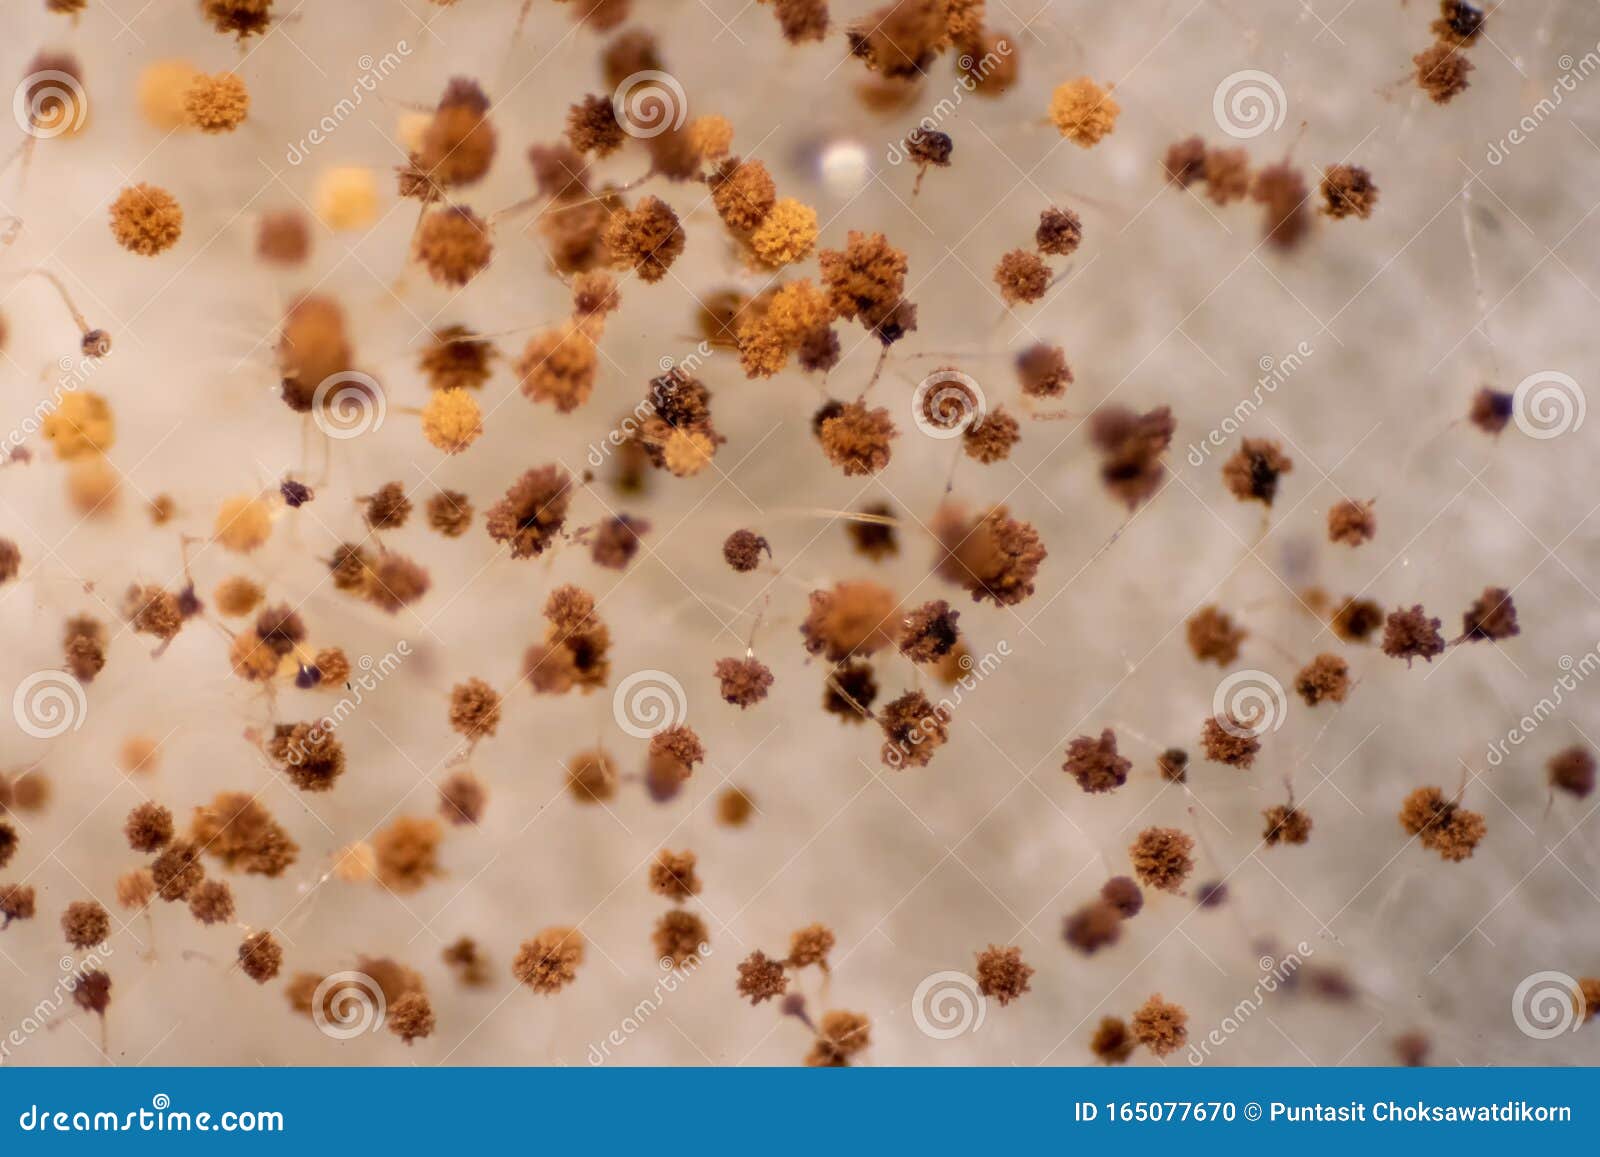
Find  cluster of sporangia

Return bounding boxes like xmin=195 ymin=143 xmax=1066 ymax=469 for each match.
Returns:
xmin=4 ymin=0 xmax=1595 ymax=1064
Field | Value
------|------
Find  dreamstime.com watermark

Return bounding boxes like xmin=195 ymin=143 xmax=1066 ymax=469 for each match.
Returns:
xmin=1213 ymin=69 xmax=1288 ymax=139
xmin=883 ymin=641 xmax=1011 ymax=769
xmin=0 ymin=943 xmax=113 ymax=1063
xmin=12 ymin=669 xmax=88 ymax=740
xmin=15 ymin=1095 xmax=282 ymax=1133
xmin=612 ymin=70 xmax=687 ymax=139
xmin=911 ymin=369 xmax=985 ymax=439
xmin=1511 ymin=370 xmax=1584 ymax=439
xmin=1486 ymin=44 xmax=1600 ymax=165
xmin=1186 ymin=943 xmax=1313 ymax=1064
xmin=12 ymin=69 xmax=87 ymax=139
xmin=586 ymin=346 xmax=712 ymax=469
xmin=1212 ymin=669 xmax=1290 ymax=738
xmin=612 ymin=669 xmax=688 ymax=739
xmin=884 ymin=40 xmax=1014 ymax=165
xmin=586 ymin=945 xmax=711 ymax=1064
xmin=285 ymin=43 xmax=413 ymax=165
xmin=282 ymin=642 xmax=411 ymax=766
xmin=5 ymin=351 xmax=97 ymax=453
xmin=912 ymin=970 xmax=987 ymax=1039
xmin=1485 ymin=641 xmax=1600 ymax=767
xmin=312 ymin=371 xmax=386 ymax=440
xmin=1186 ymin=341 xmax=1314 ymax=466
xmin=311 ymin=971 xmax=387 ymax=1040
xmin=1511 ymin=970 xmax=1588 ymax=1040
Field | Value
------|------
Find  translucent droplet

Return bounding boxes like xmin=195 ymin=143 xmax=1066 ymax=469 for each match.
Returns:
xmin=817 ymin=139 xmax=871 ymax=197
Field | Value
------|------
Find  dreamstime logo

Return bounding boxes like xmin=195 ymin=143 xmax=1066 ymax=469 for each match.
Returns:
xmin=1511 ymin=371 xmax=1584 ymax=439
xmin=285 ymin=42 xmax=412 ymax=166
xmin=882 ymin=641 xmax=1010 ymax=768
xmin=311 ymin=371 xmax=385 ymax=439
xmin=5 ymin=352 xmax=96 ymax=452
xmin=612 ymin=669 xmax=687 ymax=739
xmin=14 ymin=71 xmax=88 ymax=139
xmin=911 ymin=370 xmax=985 ymax=439
xmin=912 ymin=970 xmax=986 ymax=1039
xmin=1 ymin=943 xmax=114 ymax=1062
xmin=586 ymin=945 xmax=711 ymax=1065
xmin=1212 ymin=670 xmax=1287 ymax=738
xmin=12 ymin=671 xmax=87 ymax=739
xmin=612 ymin=71 xmax=687 ymax=139
xmin=282 ymin=642 xmax=410 ymax=766
xmin=884 ymin=40 xmax=1014 ymax=165
xmin=1187 ymin=943 xmax=1312 ymax=1064
xmin=311 ymin=971 xmax=386 ymax=1040
xmin=1485 ymin=643 xmax=1600 ymax=766
xmin=1212 ymin=70 xmax=1287 ymax=139
xmin=1512 ymin=970 xmax=1584 ymax=1040
xmin=1186 ymin=340 xmax=1314 ymax=465
xmin=587 ymin=343 xmax=712 ymax=468
xmin=656 ymin=342 xmax=713 ymax=382
xmin=1486 ymin=44 xmax=1600 ymax=165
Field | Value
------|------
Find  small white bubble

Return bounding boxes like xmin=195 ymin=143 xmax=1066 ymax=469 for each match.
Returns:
xmin=818 ymin=140 xmax=871 ymax=198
